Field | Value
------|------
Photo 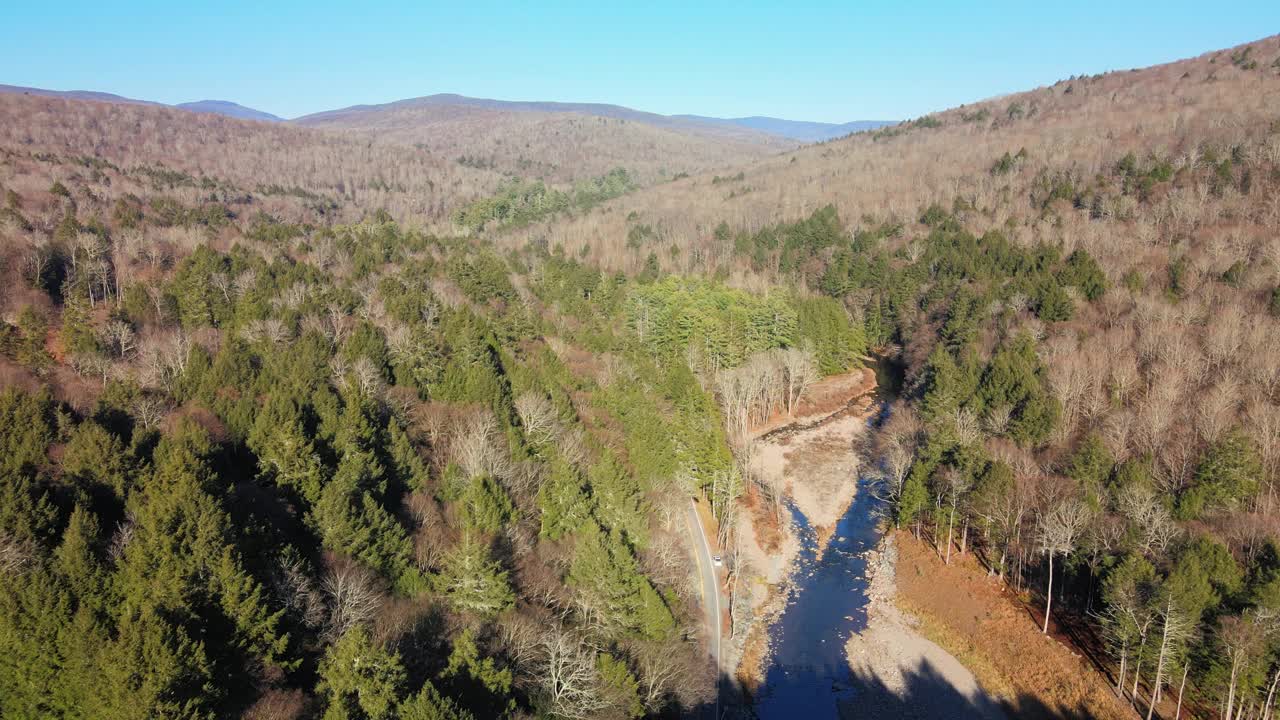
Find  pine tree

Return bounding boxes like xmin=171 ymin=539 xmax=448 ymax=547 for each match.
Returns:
xmin=318 ymin=626 xmax=406 ymax=720
xmin=435 ymin=534 xmax=513 ymax=617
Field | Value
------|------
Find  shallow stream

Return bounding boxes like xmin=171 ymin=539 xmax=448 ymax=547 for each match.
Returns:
xmin=752 ymin=359 xmax=898 ymax=719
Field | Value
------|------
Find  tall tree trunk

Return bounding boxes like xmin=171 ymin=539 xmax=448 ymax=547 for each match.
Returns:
xmin=1263 ymin=665 xmax=1280 ymax=720
xmin=933 ymin=504 xmax=942 ymax=556
xmin=1227 ymin=658 xmax=1240 ymax=720
xmin=1043 ymin=552 xmax=1054 ymax=634
xmin=1132 ymin=635 xmax=1148 ymax=708
xmin=1148 ymin=614 xmax=1172 ymax=720
xmin=1117 ymin=639 xmax=1128 ymax=694
xmin=960 ymin=516 xmax=969 ymax=556
xmin=945 ymin=505 xmax=954 ymax=565
xmin=1175 ymin=663 xmax=1189 ymax=720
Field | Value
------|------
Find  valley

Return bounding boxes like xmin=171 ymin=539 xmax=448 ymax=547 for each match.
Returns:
xmin=1 ymin=15 xmax=1280 ymax=720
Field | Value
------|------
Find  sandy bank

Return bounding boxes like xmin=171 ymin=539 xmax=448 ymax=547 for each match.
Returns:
xmin=841 ymin=535 xmax=1005 ymax=720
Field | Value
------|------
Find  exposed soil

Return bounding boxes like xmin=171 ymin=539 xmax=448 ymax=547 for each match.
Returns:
xmin=751 ymin=367 xmax=877 ymax=439
xmin=892 ymin=532 xmax=1133 ymax=720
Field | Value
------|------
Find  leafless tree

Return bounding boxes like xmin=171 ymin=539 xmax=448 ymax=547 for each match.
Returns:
xmin=950 ymin=407 xmax=982 ymax=447
xmin=272 ymin=555 xmax=327 ymax=629
xmin=1197 ymin=374 xmax=1242 ymax=445
xmin=1037 ymin=498 xmax=1092 ymax=633
xmin=634 ymin=642 xmax=684 ymax=712
xmin=350 ymin=357 xmax=385 ymax=398
xmin=535 ymin=625 xmax=607 ymax=720
xmin=779 ymin=344 xmax=818 ymax=415
xmin=138 ymin=330 xmax=191 ymax=392
xmin=941 ymin=467 xmax=972 ymax=565
xmin=516 ymin=392 xmax=559 ymax=446
xmin=107 ymin=514 xmax=137 ymax=564
xmin=0 ymin=532 xmax=32 ymax=576
xmin=321 ymin=559 xmax=383 ymax=641
xmin=1117 ymin=484 xmax=1181 ymax=557
xmin=1220 ymin=609 xmax=1279 ymax=720
xmin=103 ymin=320 xmax=136 ymax=358
xmin=131 ymin=394 xmax=169 ymax=431
xmin=452 ymin=410 xmax=511 ymax=481
xmin=983 ymin=403 xmax=1013 ymax=436
xmin=1145 ymin=595 xmax=1197 ymax=719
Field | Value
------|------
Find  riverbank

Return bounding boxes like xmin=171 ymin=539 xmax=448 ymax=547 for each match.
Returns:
xmin=841 ymin=534 xmax=1006 ymax=719
xmin=890 ymin=531 xmax=1132 ymax=720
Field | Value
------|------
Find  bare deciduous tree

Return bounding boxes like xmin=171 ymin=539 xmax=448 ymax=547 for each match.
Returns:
xmin=321 ymin=559 xmax=383 ymax=640
xmin=452 ymin=410 xmax=511 ymax=481
xmin=1037 ymin=498 xmax=1092 ymax=634
xmin=535 ymin=625 xmax=607 ymax=720
xmin=515 ymin=392 xmax=559 ymax=446
xmin=779 ymin=345 xmax=818 ymax=416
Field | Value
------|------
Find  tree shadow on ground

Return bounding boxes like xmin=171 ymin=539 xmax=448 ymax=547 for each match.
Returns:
xmin=686 ymin=658 xmax=1108 ymax=719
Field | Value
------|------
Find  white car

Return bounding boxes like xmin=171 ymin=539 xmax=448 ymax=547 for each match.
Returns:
xmin=712 ymin=555 xmax=723 ymax=567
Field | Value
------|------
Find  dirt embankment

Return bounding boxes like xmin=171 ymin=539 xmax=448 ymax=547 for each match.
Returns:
xmin=890 ymin=532 xmax=1133 ymax=720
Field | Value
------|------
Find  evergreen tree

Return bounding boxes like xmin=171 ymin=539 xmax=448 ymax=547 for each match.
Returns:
xmin=318 ymin=626 xmax=406 ymax=720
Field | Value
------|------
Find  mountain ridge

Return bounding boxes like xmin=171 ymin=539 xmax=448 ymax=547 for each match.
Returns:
xmin=175 ymin=99 xmax=282 ymax=122
xmin=294 ymin=92 xmax=894 ymax=142
xmin=0 ymin=83 xmax=283 ymax=124
xmin=0 ymin=83 xmax=893 ymax=142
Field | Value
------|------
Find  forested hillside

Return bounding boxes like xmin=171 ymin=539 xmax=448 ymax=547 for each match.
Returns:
xmin=3 ymin=28 xmax=1280 ymax=720
xmin=0 ymin=125 xmax=860 ymax=717
xmin=294 ymin=97 xmax=793 ymax=185
xmin=496 ymin=35 xmax=1280 ymax=718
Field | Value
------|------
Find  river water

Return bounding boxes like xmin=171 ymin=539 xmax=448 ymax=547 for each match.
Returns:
xmin=751 ymin=473 xmax=885 ymax=718
xmin=752 ymin=364 xmax=896 ymax=719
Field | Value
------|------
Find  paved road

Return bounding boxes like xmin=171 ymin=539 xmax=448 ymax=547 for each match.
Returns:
xmin=686 ymin=499 xmax=724 ymax=717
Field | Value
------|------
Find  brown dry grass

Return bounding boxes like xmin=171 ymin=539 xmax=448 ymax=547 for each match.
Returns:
xmin=894 ymin=531 xmax=1131 ymax=720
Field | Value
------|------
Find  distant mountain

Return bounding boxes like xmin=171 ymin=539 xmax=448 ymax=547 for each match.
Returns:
xmin=298 ymin=93 xmax=894 ymax=143
xmin=176 ymin=100 xmax=282 ymax=122
xmin=0 ymin=84 xmax=159 ymax=106
xmin=1 ymin=84 xmax=887 ymax=141
xmin=295 ymin=93 xmax=785 ymax=144
xmin=0 ymin=84 xmax=279 ymax=123
xmin=678 ymin=115 xmax=897 ymax=142
xmin=293 ymin=93 xmax=798 ymax=183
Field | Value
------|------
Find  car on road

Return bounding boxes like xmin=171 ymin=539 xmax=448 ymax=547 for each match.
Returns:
xmin=713 ymin=555 xmax=723 ymax=567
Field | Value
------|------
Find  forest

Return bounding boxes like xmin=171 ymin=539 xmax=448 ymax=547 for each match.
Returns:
xmin=1 ymin=29 xmax=1280 ymax=720
xmin=759 ymin=144 xmax=1280 ymax=717
xmin=0 ymin=144 xmax=861 ymax=718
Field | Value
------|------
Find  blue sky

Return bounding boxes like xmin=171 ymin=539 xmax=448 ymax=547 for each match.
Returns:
xmin=2 ymin=2 xmax=1277 ymax=122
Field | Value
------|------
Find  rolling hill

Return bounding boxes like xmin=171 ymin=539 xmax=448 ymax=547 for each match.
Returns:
xmin=0 ymin=83 xmax=283 ymax=123
xmin=0 ymin=90 xmax=510 ymax=225
xmin=175 ymin=99 xmax=282 ymax=122
xmin=509 ymin=35 xmax=1280 ymax=277
xmin=293 ymin=93 xmax=798 ymax=184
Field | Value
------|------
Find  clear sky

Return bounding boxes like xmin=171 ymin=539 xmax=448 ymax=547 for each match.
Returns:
xmin=2 ymin=1 xmax=1277 ymax=122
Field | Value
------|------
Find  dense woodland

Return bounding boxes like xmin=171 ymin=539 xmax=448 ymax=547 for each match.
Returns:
xmin=0 ymin=133 xmax=866 ymax=718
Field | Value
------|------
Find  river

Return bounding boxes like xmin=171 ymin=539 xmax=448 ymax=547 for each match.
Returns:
xmin=752 ymin=359 xmax=897 ymax=719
